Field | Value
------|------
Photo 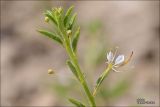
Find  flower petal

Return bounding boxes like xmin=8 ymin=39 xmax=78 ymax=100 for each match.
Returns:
xmin=114 ymin=55 xmax=124 ymax=65
xmin=107 ymin=51 xmax=113 ymax=62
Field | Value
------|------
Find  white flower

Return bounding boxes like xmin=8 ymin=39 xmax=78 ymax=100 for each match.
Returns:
xmin=107 ymin=51 xmax=113 ymax=63
xmin=106 ymin=48 xmax=133 ymax=72
xmin=114 ymin=55 xmax=125 ymax=65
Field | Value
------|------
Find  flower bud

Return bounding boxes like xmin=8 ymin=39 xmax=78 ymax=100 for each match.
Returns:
xmin=57 ymin=7 xmax=62 ymax=14
xmin=67 ymin=30 xmax=72 ymax=36
xmin=45 ymin=17 xmax=49 ymax=23
xmin=48 ymin=69 xmax=54 ymax=74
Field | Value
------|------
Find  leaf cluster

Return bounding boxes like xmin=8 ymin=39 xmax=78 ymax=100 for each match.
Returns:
xmin=38 ymin=6 xmax=80 ymax=53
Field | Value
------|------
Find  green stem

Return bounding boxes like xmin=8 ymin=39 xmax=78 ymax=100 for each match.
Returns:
xmin=58 ymin=21 xmax=96 ymax=106
xmin=65 ymin=39 xmax=96 ymax=107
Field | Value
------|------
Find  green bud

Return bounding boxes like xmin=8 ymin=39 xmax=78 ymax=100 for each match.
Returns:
xmin=57 ymin=7 xmax=62 ymax=14
xmin=67 ymin=30 xmax=72 ymax=36
xmin=45 ymin=17 xmax=49 ymax=23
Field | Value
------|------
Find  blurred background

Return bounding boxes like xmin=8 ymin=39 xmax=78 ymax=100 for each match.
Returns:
xmin=1 ymin=1 xmax=159 ymax=106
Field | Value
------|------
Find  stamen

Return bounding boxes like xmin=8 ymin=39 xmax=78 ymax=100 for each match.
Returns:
xmin=112 ymin=68 xmax=123 ymax=72
xmin=112 ymin=47 xmax=119 ymax=62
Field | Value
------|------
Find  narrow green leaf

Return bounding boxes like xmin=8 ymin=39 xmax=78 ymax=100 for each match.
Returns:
xmin=67 ymin=13 xmax=77 ymax=30
xmin=93 ymin=67 xmax=110 ymax=96
xmin=72 ymin=27 xmax=80 ymax=52
xmin=68 ymin=98 xmax=85 ymax=107
xmin=64 ymin=6 xmax=74 ymax=27
xmin=93 ymin=73 xmax=105 ymax=96
xmin=67 ymin=60 xmax=79 ymax=80
xmin=38 ymin=29 xmax=62 ymax=45
xmin=96 ymin=75 xmax=103 ymax=85
xmin=44 ymin=10 xmax=57 ymax=25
